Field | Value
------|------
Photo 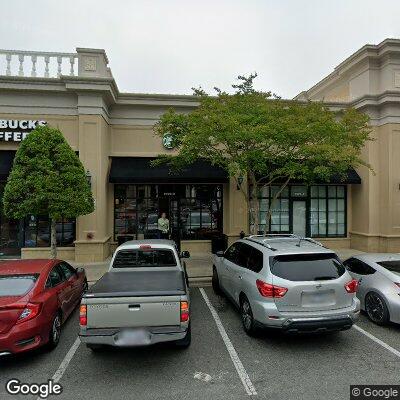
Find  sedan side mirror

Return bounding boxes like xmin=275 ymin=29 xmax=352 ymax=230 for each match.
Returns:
xmin=76 ymin=267 xmax=85 ymax=274
xmin=216 ymin=250 xmax=225 ymax=257
xmin=180 ymin=251 xmax=190 ymax=259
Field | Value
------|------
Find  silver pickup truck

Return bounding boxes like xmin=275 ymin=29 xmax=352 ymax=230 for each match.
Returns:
xmin=79 ymin=240 xmax=191 ymax=351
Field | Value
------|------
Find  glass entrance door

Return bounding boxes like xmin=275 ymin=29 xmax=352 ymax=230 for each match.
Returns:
xmin=292 ymin=200 xmax=307 ymax=237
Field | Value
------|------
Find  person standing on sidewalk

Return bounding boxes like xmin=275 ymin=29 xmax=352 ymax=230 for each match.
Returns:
xmin=158 ymin=212 xmax=170 ymax=239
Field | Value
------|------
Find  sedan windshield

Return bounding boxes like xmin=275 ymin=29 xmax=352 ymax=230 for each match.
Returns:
xmin=0 ymin=275 xmax=38 ymax=296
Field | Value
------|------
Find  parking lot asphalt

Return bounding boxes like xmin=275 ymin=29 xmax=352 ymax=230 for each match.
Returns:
xmin=1 ymin=287 xmax=400 ymax=400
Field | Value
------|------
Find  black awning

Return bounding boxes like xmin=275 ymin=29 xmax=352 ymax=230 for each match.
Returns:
xmin=0 ymin=150 xmax=15 ymax=181
xmin=327 ymin=169 xmax=361 ymax=184
xmin=109 ymin=157 xmax=229 ymax=184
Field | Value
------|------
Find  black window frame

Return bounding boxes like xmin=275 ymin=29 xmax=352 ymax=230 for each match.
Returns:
xmin=254 ymin=184 xmax=347 ymax=238
xmin=23 ymin=216 xmax=76 ymax=248
xmin=114 ymin=184 xmax=223 ymax=241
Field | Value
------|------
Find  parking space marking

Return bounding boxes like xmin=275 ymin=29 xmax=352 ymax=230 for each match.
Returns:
xmin=199 ymin=288 xmax=257 ymax=396
xmin=353 ymin=324 xmax=400 ymax=358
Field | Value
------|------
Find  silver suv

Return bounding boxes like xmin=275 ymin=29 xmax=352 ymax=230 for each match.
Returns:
xmin=212 ymin=235 xmax=360 ymax=334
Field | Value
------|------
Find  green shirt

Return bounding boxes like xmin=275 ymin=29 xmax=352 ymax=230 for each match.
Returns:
xmin=158 ymin=217 xmax=169 ymax=233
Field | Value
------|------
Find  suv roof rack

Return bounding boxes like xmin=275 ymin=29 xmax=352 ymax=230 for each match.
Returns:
xmin=244 ymin=234 xmax=325 ymax=250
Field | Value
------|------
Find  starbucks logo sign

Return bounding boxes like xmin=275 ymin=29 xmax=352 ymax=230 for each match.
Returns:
xmin=162 ymin=133 xmax=174 ymax=149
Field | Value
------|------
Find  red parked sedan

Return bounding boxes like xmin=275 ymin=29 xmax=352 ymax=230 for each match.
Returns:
xmin=0 ymin=259 xmax=88 ymax=356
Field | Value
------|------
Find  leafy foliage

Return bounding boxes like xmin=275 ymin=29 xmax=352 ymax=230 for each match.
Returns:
xmin=3 ymin=125 xmax=94 ymax=255
xmin=154 ymin=74 xmax=372 ymax=234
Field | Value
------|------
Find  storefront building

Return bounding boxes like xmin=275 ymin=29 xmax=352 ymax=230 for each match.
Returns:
xmin=0 ymin=40 xmax=399 ymax=261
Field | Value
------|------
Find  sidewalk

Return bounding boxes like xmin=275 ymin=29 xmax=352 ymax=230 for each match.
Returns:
xmin=72 ymin=248 xmax=365 ymax=285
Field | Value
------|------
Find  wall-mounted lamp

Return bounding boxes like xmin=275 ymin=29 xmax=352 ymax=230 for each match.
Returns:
xmin=85 ymin=170 xmax=92 ymax=188
xmin=236 ymin=175 xmax=244 ymax=190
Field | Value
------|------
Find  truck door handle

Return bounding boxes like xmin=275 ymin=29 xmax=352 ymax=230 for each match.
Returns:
xmin=128 ymin=304 xmax=141 ymax=311
xmin=238 ymin=275 xmax=243 ymax=280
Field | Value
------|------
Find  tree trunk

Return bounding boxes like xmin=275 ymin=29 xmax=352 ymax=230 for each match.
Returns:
xmin=50 ymin=218 xmax=57 ymax=259
xmin=248 ymin=172 xmax=260 ymax=235
xmin=263 ymin=177 xmax=291 ymax=236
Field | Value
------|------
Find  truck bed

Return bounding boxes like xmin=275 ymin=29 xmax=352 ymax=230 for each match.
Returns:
xmin=85 ymin=269 xmax=186 ymax=298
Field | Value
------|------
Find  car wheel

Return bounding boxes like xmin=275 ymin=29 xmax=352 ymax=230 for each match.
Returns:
xmin=212 ymin=267 xmax=222 ymax=295
xmin=365 ymin=292 xmax=390 ymax=325
xmin=86 ymin=344 xmax=104 ymax=352
xmin=48 ymin=312 xmax=62 ymax=350
xmin=175 ymin=324 xmax=191 ymax=348
xmin=240 ymin=296 xmax=256 ymax=336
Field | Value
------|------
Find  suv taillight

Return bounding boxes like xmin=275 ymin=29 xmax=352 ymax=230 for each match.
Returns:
xmin=79 ymin=304 xmax=87 ymax=326
xmin=256 ymin=280 xmax=288 ymax=298
xmin=180 ymin=301 xmax=189 ymax=322
xmin=344 ymin=279 xmax=358 ymax=293
xmin=16 ymin=303 xmax=42 ymax=324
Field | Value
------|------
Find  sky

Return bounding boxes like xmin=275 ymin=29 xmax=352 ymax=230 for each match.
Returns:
xmin=1 ymin=0 xmax=400 ymax=98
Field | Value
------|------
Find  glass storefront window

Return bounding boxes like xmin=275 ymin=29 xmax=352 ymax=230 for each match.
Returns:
xmin=114 ymin=184 xmax=223 ymax=241
xmin=0 ymin=182 xmax=76 ymax=255
xmin=257 ymin=185 xmax=290 ymax=234
xmin=24 ymin=216 xmax=76 ymax=247
xmin=257 ymin=184 xmax=347 ymax=238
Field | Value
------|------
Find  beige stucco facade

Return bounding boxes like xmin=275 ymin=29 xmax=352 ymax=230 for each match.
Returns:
xmin=1 ymin=40 xmax=400 ymax=260
xmin=296 ymin=38 xmax=400 ymax=252
xmin=0 ymin=49 xmax=249 ymax=260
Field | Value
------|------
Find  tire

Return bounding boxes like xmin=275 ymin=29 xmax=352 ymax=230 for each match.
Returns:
xmin=240 ymin=296 xmax=257 ymax=336
xmin=212 ymin=267 xmax=222 ymax=295
xmin=86 ymin=344 xmax=104 ymax=352
xmin=365 ymin=292 xmax=390 ymax=325
xmin=47 ymin=312 xmax=62 ymax=350
xmin=175 ymin=324 xmax=191 ymax=348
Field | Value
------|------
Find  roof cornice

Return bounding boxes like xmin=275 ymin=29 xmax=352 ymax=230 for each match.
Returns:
xmin=295 ymin=38 xmax=400 ymax=100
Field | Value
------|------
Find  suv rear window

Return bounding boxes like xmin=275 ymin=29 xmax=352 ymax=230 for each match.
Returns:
xmin=270 ymin=253 xmax=345 ymax=281
xmin=113 ymin=249 xmax=177 ymax=268
xmin=377 ymin=260 xmax=400 ymax=275
xmin=0 ymin=275 xmax=38 ymax=296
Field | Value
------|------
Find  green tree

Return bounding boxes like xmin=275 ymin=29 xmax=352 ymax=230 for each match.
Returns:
xmin=154 ymin=74 xmax=372 ymax=235
xmin=3 ymin=125 xmax=94 ymax=258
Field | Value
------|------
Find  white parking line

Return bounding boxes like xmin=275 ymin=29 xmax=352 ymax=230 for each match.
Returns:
xmin=199 ymin=288 xmax=257 ymax=396
xmin=52 ymin=337 xmax=81 ymax=382
xmin=353 ymin=324 xmax=400 ymax=358
xmin=36 ymin=337 xmax=81 ymax=400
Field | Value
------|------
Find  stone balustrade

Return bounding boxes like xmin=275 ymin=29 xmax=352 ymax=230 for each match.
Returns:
xmin=0 ymin=50 xmax=78 ymax=78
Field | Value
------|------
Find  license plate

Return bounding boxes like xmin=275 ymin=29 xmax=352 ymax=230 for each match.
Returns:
xmin=302 ymin=290 xmax=335 ymax=307
xmin=115 ymin=329 xmax=151 ymax=346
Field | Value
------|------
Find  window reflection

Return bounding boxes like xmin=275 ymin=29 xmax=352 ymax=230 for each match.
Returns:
xmin=114 ymin=184 xmax=223 ymax=240
xmin=256 ymin=185 xmax=346 ymax=238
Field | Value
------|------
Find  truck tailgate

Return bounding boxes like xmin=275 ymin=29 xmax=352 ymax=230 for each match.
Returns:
xmin=85 ymin=295 xmax=181 ymax=328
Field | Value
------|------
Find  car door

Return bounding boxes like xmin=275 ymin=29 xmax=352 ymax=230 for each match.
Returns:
xmin=45 ymin=265 xmax=70 ymax=322
xmin=220 ymin=243 xmax=241 ymax=297
xmin=344 ymin=258 xmax=376 ymax=306
xmin=230 ymin=243 xmax=252 ymax=304
xmin=58 ymin=262 xmax=82 ymax=312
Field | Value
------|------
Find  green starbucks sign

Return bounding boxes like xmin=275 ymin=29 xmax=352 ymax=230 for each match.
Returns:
xmin=162 ymin=133 xmax=174 ymax=149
